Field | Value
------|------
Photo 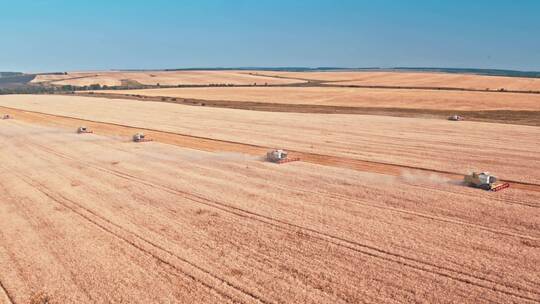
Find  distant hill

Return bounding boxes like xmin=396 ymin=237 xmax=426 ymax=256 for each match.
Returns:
xmin=0 ymin=72 xmax=24 ymax=78
xmin=392 ymin=67 xmax=540 ymax=78
xmin=115 ymin=67 xmax=540 ymax=78
xmin=121 ymin=67 xmax=379 ymax=72
xmin=0 ymin=73 xmax=36 ymax=89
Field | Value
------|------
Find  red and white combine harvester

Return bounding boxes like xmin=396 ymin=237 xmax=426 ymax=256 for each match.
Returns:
xmin=464 ymin=172 xmax=510 ymax=192
xmin=266 ymin=149 xmax=300 ymax=164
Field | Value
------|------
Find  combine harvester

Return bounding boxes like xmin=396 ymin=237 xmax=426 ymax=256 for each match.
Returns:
xmin=448 ymin=115 xmax=464 ymax=121
xmin=464 ymin=172 xmax=510 ymax=191
xmin=133 ymin=132 xmax=153 ymax=142
xmin=77 ymin=126 xmax=93 ymax=134
xmin=266 ymin=149 xmax=300 ymax=164
xmin=2 ymin=114 xmax=12 ymax=119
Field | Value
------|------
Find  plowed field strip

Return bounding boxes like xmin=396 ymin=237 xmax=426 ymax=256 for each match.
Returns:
xmin=75 ymin=92 xmax=540 ymax=127
xmin=26 ymin=143 xmax=539 ymax=302
xmin=2 ymin=105 xmax=539 ymax=193
xmin=6 ymin=167 xmax=268 ymax=304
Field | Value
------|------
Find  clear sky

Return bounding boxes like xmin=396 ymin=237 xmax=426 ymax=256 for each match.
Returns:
xmin=1 ymin=0 xmax=539 ymax=72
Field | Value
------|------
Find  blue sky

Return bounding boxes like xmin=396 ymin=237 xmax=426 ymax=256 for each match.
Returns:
xmin=1 ymin=0 xmax=539 ymax=72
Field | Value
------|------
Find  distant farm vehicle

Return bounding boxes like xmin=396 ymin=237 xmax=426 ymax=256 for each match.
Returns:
xmin=464 ymin=172 xmax=509 ymax=191
xmin=77 ymin=126 xmax=93 ymax=134
xmin=266 ymin=149 xmax=300 ymax=164
xmin=448 ymin=115 xmax=463 ymax=121
xmin=2 ymin=114 xmax=12 ymax=119
xmin=133 ymin=133 xmax=152 ymax=142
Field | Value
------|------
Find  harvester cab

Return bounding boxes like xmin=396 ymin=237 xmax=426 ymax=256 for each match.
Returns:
xmin=464 ymin=172 xmax=509 ymax=191
xmin=133 ymin=133 xmax=152 ymax=142
xmin=77 ymin=126 xmax=93 ymax=134
xmin=266 ymin=149 xmax=300 ymax=164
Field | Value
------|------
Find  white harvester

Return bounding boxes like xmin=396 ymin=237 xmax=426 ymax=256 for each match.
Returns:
xmin=463 ymin=172 xmax=509 ymax=191
xmin=266 ymin=149 xmax=299 ymax=164
xmin=133 ymin=132 xmax=152 ymax=142
xmin=448 ymin=115 xmax=464 ymax=121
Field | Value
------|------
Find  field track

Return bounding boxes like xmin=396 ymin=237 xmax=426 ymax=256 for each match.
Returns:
xmin=1 ymin=105 xmax=539 ymax=194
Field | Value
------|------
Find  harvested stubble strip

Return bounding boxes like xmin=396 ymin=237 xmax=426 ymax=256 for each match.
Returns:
xmin=0 ymin=95 xmax=539 ymax=185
